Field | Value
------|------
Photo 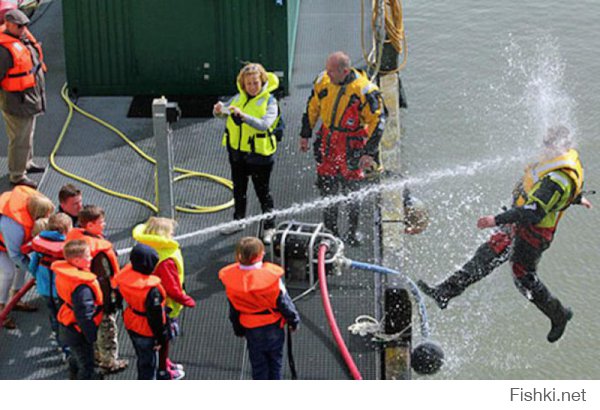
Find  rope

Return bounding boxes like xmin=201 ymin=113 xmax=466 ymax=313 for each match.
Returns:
xmin=347 ymin=314 xmax=411 ymax=342
xmin=361 ymin=0 xmax=408 ymax=77
xmin=347 ymin=259 xmax=432 ymax=339
xmin=51 ymin=83 xmax=234 ymax=214
xmin=291 ymin=279 xmax=320 ymax=303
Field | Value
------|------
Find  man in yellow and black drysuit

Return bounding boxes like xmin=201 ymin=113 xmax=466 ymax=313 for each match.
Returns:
xmin=418 ymin=125 xmax=592 ymax=343
xmin=299 ymin=51 xmax=386 ymax=246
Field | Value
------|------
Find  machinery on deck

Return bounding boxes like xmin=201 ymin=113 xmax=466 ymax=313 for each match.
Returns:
xmin=268 ymin=221 xmax=444 ymax=379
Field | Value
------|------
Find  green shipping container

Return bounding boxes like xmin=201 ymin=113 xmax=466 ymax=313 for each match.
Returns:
xmin=62 ymin=0 xmax=300 ymax=96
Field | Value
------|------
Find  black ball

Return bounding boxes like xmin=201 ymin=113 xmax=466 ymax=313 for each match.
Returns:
xmin=411 ymin=341 xmax=444 ymax=375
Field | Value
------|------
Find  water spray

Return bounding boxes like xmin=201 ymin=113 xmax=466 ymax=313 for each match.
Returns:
xmin=116 ymin=151 xmax=527 ymax=256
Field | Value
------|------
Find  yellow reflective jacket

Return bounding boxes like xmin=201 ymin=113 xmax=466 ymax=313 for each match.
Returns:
xmin=132 ymin=224 xmax=186 ymax=318
xmin=222 ymin=72 xmax=280 ymax=156
xmin=514 ymin=148 xmax=584 ymax=228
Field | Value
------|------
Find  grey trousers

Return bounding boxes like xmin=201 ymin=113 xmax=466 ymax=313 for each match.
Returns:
xmin=2 ymin=111 xmax=36 ymax=182
xmin=94 ymin=312 xmax=120 ymax=365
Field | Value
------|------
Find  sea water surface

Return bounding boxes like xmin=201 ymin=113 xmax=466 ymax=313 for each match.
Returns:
xmin=399 ymin=0 xmax=600 ymax=379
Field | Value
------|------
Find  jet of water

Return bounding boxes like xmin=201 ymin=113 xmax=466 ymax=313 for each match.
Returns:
xmin=173 ymin=151 xmax=530 ymax=243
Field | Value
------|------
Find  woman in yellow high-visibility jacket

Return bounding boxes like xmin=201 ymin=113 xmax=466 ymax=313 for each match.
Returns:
xmin=213 ymin=63 xmax=283 ymax=244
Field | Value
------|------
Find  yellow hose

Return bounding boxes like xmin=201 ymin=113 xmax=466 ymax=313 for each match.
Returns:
xmin=50 ymin=83 xmax=234 ymax=214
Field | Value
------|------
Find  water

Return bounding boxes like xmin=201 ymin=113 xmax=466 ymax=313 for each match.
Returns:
xmin=400 ymin=0 xmax=600 ymax=379
xmin=167 ymin=152 xmax=527 ymax=243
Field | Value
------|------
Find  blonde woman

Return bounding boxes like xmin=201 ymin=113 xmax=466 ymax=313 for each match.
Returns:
xmin=213 ymin=63 xmax=283 ymax=244
xmin=0 ymin=186 xmax=54 ymax=328
xmin=132 ymin=216 xmax=195 ymax=380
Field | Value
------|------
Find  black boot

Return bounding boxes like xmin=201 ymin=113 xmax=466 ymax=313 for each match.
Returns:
xmin=417 ymin=280 xmax=451 ymax=309
xmin=418 ymin=242 xmax=508 ymax=310
xmin=529 ymin=283 xmax=573 ymax=343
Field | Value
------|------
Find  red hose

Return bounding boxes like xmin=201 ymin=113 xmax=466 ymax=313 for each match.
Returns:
xmin=0 ymin=278 xmax=35 ymax=325
xmin=317 ymin=244 xmax=362 ymax=380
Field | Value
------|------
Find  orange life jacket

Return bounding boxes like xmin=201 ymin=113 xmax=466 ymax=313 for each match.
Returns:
xmin=219 ymin=262 xmax=284 ymax=329
xmin=31 ymin=234 xmax=66 ymax=266
xmin=115 ymin=263 xmax=166 ymax=337
xmin=66 ymin=228 xmax=121 ymax=285
xmin=0 ymin=185 xmax=37 ymax=252
xmin=0 ymin=28 xmax=46 ymax=92
xmin=53 ymin=260 xmax=103 ymax=332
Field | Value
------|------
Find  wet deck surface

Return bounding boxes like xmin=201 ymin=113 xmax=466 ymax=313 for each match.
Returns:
xmin=0 ymin=0 xmax=385 ymax=380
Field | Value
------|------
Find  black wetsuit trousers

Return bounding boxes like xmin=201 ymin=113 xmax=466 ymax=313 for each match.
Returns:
xmin=441 ymin=225 xmax=554 ymax=301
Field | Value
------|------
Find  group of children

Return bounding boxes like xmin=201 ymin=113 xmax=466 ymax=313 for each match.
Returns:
xmin=4 ymin=182 xmax=300 ymax=380
xmin=24 ymin=184 xmax=194 ymax=379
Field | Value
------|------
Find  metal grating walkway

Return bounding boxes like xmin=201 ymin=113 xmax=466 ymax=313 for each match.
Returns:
xmin=0 ymin=0 xmax=384 ymax=380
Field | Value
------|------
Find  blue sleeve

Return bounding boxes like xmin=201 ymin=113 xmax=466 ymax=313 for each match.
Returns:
xmin=28 ymin=252 xmax=41 ymax=280
xmin=72 ymin=285 xmax=99 ymax=344
xmin=0 ymin=216 xmax=30 ymax=270
xmin=276 ymin=282 xmax=300 ymax=329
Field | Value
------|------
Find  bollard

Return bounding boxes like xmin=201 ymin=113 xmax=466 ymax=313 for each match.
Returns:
xmin=382 ymin=287 xmax=412 ymax=380
xmin=152 ymin=97 xmax=180 ymax=218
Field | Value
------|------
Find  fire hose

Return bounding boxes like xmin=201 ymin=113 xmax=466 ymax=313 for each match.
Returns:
xmin=317 ymin=243 xmax=363 ymax=380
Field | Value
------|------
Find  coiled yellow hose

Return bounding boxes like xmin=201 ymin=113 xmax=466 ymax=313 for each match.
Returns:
xmin=50 ymin=83 xmax=234 ymax=214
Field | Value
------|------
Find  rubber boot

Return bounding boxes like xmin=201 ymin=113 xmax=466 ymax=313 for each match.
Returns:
xmin=529 ymin=283 xmax=573 ymax=343
xmin=418 ymin=242 xmax=509 ymax=309
xmin=417 ymin=280 xmax=452 ymax=309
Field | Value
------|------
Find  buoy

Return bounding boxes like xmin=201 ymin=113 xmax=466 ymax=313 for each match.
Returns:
xmin=411 ymin=341 xmax=444 ymax=375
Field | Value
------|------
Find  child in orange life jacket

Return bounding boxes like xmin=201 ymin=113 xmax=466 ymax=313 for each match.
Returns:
xmin=115 ymin=244 xmax=168 ymax=380
xmin=132 ymin=216 xmax=195 ymax=380
xmin=219 ymin=237 xmax=300 ymax=380
xmin=30 ymin=213 xmax=72 ymax=358
xmin=66 ymin=205 xmax=128 ymax=373
xmin=53 ymin=240 xmax=103 ymax=379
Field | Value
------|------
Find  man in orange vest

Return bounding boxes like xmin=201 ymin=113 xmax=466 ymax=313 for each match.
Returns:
xmin=116 ymin=244 xmax=168 ymax=380
xmin=0 ymin=9 xmax=47 ymax=188
xmin=53 ymin=239 xmax=104 ymax=380
xmin=219 ymin=237 xmax=300 ymax=379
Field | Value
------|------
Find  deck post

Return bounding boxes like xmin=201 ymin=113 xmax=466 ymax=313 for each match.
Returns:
xmin=152 ymin=97 xmax=179 ymax=218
